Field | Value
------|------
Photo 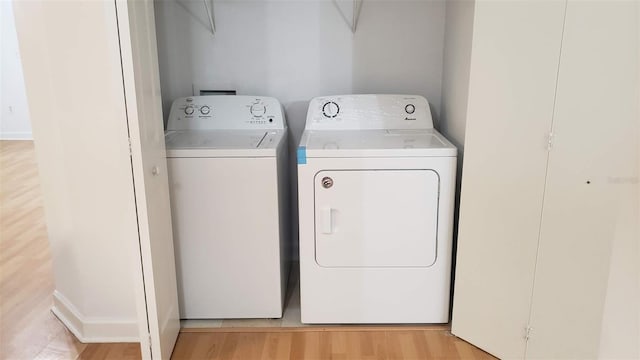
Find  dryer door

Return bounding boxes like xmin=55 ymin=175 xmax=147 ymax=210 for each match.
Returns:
xmin=314 ymin=169 xmax=439 ymax=268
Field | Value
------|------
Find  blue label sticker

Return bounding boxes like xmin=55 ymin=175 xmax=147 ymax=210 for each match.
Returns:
xmin=297 ymin=146 xmax=307 ymax=165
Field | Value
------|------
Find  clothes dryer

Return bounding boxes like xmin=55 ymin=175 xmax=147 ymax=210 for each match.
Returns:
xmin=297 ymin=94 xmax=456 ymax=323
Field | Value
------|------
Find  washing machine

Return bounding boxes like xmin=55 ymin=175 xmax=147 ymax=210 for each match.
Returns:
xmin=165 ymin=95 xmax=290 ymax=319
xmin=297 ymin=94 xmax=457 ymax=323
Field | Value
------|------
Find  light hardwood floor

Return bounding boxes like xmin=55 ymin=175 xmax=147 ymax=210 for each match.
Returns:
xmin=0 ymin=140 xmax=493 ymax=360
xmin=0 ymin=141 xmax=140 ymax=360
xmin=172 ymin=330 xmax=494 ymax=359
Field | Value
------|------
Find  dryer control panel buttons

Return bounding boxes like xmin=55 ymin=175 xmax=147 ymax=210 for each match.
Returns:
xmin=306 ymin=95 xmax=433 ymax=130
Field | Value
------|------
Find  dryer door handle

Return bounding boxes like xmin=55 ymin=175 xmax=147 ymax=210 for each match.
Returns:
xmin=321 ymin=207 xmax=333 ymax=234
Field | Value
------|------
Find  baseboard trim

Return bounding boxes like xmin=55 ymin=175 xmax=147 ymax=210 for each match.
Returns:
xmin=52 ymin=290 xmax=139 ymax=343
xmin=0 ymin=132 xmax=33 ymax=140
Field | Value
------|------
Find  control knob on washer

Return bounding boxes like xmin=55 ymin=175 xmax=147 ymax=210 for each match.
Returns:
xmin=322 ymin=101 xmax=339 ymax=118
xmin=250 ymin=104 xmax=266 ymax=117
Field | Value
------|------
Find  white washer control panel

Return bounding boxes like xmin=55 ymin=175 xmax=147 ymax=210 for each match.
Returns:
xmin=167 ymin=95 xmax=285 ymax=131
xmin=306 ymin=95 xmax=433 ymax=131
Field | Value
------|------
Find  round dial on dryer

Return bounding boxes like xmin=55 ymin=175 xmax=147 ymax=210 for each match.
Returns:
xmin=322 ymin=101 xmax=339 ymax=118
xmin=200 ymin=105 xmax=211 ymax=115
xmin=405 ymin=104 xmax=415 ymax=114
xmin=250 ymin=104 xmax=267 ymax=117
xmin=184 ymin=106 xmax=195 ymax=115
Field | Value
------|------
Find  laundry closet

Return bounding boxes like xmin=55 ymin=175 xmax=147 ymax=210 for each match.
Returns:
xmin=13 ymin=0 xmax=638 ymax=359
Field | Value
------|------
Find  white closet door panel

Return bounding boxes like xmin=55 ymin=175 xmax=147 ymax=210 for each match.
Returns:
xmin=451 ymin=1 xmax=566 ymax=358
xmin=527 ymin=1 xmax=639 ymax=358
xmin=116 ymin=0 xmax=180 ymax=358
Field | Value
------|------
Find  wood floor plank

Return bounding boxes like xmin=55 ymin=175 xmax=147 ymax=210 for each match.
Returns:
xmin=1 ymin=140 xmax=62 ymax=360
xmin=78 ymin=343 xmax=141 ymax=360
xmin=260 ymin=331 xmax=292 ymax=360
xmin=32 ymin=328 xmax=88 ymax=360
xmin=171 ymin=330 xmax=493 ymax=360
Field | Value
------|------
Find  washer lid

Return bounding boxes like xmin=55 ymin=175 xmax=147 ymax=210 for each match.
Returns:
xmin=299 ymin=129 xmax=457 ymax=158
xmin=165 ymin=130 xmax=284 ymax=158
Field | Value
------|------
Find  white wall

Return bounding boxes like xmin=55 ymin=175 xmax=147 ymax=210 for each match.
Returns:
xmin=439 ymin=0 xmax=474 ymax=257
xmin=0 ymin=1 xmax=31 ymax=140
xmin=440 ymin=0 xmax=473 ymax=152
xmin=155 ymin=0 xmax=447 ymax=256
xmin=154 ymin=0 xmax=446 ymax=136
xmin=13 ymin=1 xmax=140 ymax=342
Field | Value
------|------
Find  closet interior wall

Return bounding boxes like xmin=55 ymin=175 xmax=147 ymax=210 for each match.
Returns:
xmin=153 ymin=0 xmax=449 ymax=255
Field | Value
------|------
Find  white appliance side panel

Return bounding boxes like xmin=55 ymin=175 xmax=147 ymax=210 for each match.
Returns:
xmin=298 ymin=157 xmax=456 ymax=323
xmin=275 ymin=136 xmax=292 ymax=309
xmin=167 ymin=157 xmax=284 ymax=319
xmin=314 ymin=169 xmax=439 ymax=268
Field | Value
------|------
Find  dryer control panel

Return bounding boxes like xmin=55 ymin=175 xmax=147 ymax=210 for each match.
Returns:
xmin=167 ymin=96 xmax=285 ymax=131
xmin=306 ymin=94 xmax=433 ymax=130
